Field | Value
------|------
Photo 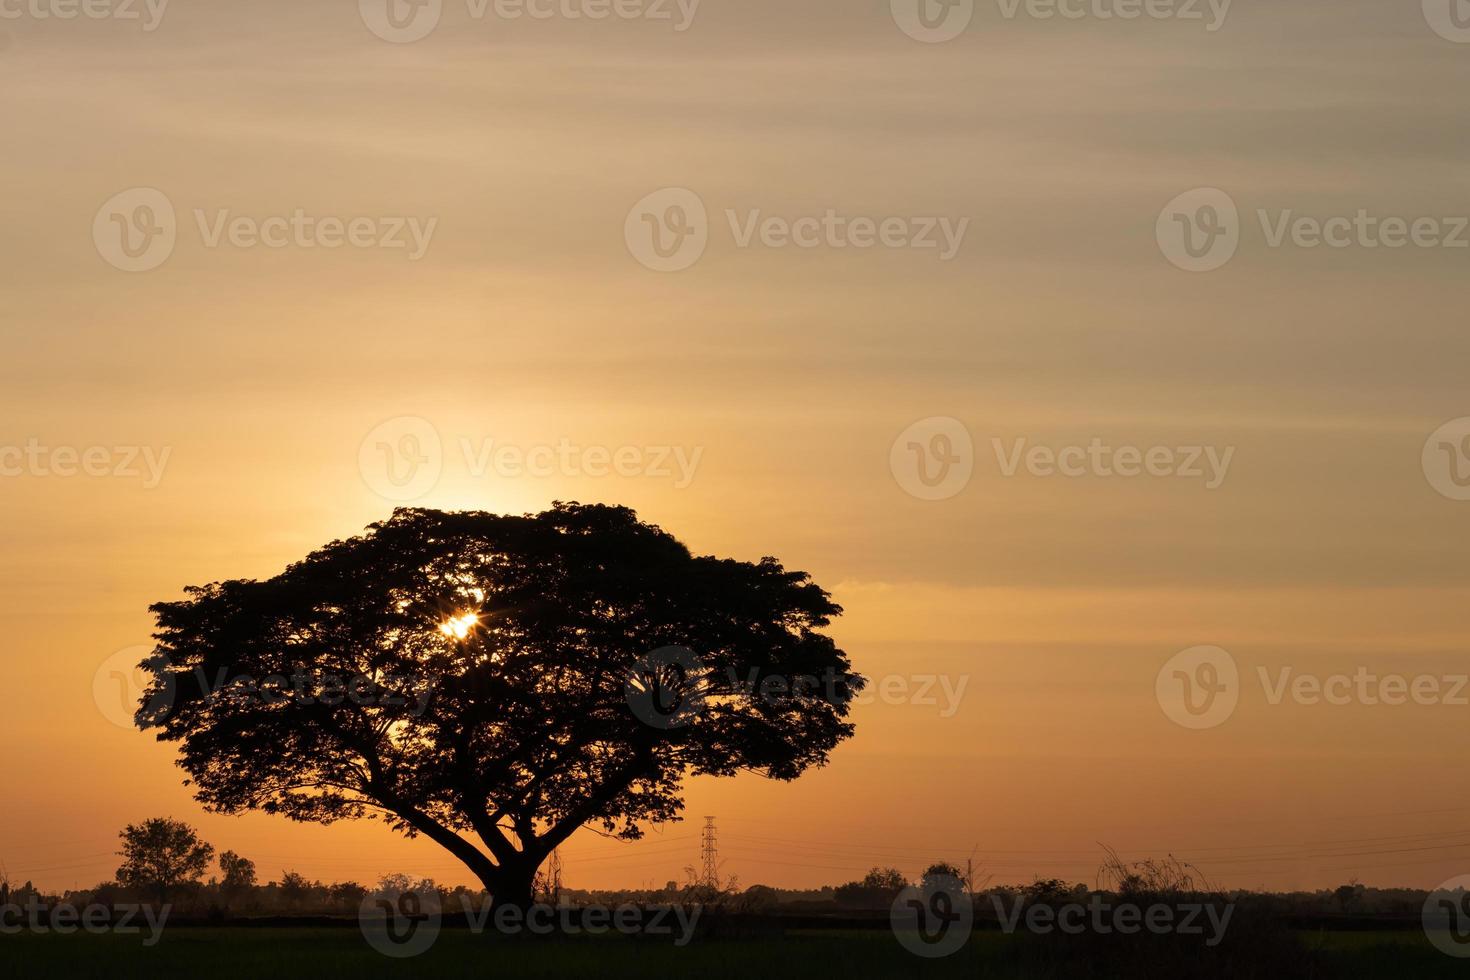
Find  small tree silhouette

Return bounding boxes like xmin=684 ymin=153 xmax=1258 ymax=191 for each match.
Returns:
xmin=921 ymin=861 xmax=965 ymax=891
xmin=219 ymin=850 xmax=257 ymax=898
xmin=835 ymin=867 xmax=909 ymax=908
xmin=139 ymin=504 xmax=862 ymax=910
xmin=116 ymin=817 xmax=215 ymax=904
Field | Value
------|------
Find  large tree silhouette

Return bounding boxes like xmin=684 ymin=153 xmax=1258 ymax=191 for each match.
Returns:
xmin=140 ymin=504 xmax=861 ymax=908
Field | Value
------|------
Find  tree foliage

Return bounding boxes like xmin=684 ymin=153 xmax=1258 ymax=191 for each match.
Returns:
xmin=219 ymin=850 xmax=257 ymax=893
xmin=921 ymin=861 xmax=966 ymax=890
xmin=116 ymin=817 xmax=215 ymax=902
xmin=140 ymin=504 xmax=862 ymax=905
xmin=834 ymin=866 xmax=910 ymax=907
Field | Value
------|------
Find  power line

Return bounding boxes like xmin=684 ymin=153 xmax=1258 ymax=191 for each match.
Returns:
xmin=721 ymin=827 xmax=1470 ymax=861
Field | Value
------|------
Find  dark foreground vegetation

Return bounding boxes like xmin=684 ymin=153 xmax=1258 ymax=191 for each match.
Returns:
xmin=3 ymin=922 xmax=1463 ymax=980
xmin=9 ymin=824 xmax=1466 ymax=977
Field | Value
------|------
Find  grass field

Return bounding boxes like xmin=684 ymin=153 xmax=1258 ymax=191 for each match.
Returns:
xmin=4 ymin=926 xmax=1467 ymax=979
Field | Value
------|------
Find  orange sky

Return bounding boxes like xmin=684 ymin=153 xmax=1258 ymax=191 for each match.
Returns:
xmin=5 ymin=0 xmax=1470 ymax=895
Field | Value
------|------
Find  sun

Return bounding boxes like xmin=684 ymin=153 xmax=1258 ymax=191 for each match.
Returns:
xmin=438 ymin=612 xmax=479 ymax=640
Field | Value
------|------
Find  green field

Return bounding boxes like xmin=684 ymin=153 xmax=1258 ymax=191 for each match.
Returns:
xmin=4 ymin=927 xmax=1467 ymax=979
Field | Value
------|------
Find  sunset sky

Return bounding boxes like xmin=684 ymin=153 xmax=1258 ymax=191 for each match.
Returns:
xmin=5 ymin=0 xmax=1470 ymax=896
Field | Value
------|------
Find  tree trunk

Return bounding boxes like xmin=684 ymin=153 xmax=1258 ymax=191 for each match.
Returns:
xmin=476 ymin=859 xmax=540 ymax=917
xmin=495 ymin=872 xmax=536 ymax=913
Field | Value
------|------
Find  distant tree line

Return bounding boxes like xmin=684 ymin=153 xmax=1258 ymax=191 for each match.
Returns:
xmin=0 ymin=817 xmax=1448 ymax=925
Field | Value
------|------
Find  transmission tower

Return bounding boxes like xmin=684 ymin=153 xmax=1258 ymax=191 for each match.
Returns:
xmin=700 ymin=816 xmax=719 ymax=889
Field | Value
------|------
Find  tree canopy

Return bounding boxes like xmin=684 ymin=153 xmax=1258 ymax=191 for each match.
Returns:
xmin=140 ymin=504 xmax=862 ymax=906
xmin=116 ymin=817 xmax=215 ymax=903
